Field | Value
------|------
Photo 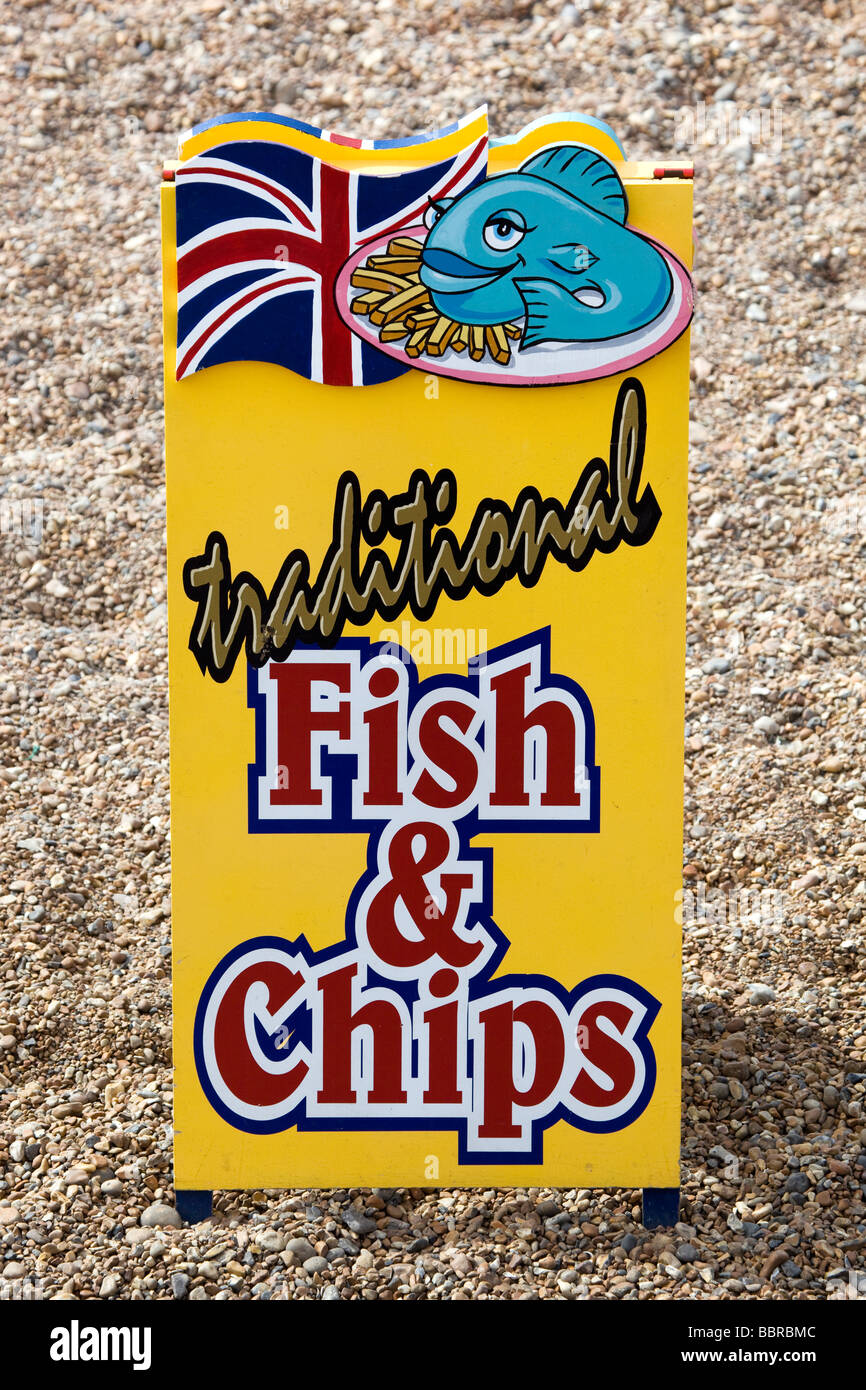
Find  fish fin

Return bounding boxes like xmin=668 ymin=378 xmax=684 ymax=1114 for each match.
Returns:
xmin=514 ymin=277 xmax=582 ymax=348
xmin=520 ymin=145 xmax=628 ymax=224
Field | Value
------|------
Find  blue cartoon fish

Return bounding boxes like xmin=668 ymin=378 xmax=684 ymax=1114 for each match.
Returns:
xmin=418 ymin=145 xmax=673 ymax=348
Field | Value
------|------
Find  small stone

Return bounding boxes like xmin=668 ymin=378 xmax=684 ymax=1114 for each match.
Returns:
xmin=125 ymin=1228 xmax=153 ymax=1246
xmin=784 ymin=1173 xmax=810 ymax=1193
xmin=303 ymin=1256 xmax=329 ymax=1274
xmin=754 ymin=716 xmax=779 ymax=736
xmin=140 ymin=1202 xmax=183 ymax=1229
xmin=819 ymin=756 xmax=848 ymax=773
xmin=792 ymin=870 xmax=823 ymax=892
xmin=44 ymin=578 xmax=71 ymax=599
xmin=343 ymin=1210 xmax=377 ymax=1237
xmin=747 ymin=983 xmax=776 ymax=1004
xmin=676 ymin=1243 xmax=698 ymax=1263
xmin=99 ymin=1274 xmax=120 ymax=1297
xmin=257 ymin=1228 xmax=287 ymax=1252
xmin=285 ymin=1237 xmax=316 ymax=1262
xmin=760 ymin=1249 xmax=788 ymax=1278
xmin=171 ymin=1272 xmax=190 ymax=1298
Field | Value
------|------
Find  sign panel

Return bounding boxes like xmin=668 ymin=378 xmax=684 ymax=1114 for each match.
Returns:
xmin=161 ymin=109 xmax=693 ymax=1198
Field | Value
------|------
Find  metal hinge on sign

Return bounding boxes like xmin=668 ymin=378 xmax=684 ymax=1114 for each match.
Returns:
xmin=653 ymin=167 xmax=694 ymax=179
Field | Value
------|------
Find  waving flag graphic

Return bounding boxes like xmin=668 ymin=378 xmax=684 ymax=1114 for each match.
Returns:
xmin=174 ymin=114 xmax=488 ymax=386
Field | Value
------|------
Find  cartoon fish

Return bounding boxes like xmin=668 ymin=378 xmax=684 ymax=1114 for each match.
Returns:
xmin=418 ymin=145 xmax=673 ymax=348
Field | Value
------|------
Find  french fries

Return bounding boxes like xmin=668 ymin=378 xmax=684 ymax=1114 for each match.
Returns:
xmin=485 ymin=324 xmax=511 ymax=366
xmin=349 ymin=236 xmax=521 ymax=366
xmin=369 ymin=282 xmax=430 ymax=327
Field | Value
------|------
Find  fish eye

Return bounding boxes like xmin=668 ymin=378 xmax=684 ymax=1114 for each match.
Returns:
xmin=424 ymin=200 xmax=451 ymax=230
xmin=483 ymin=213 xmax=526 ymax=252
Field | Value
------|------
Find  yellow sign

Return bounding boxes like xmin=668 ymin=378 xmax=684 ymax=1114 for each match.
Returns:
xmin=161 ymin=110 xmax=693 ymax=1220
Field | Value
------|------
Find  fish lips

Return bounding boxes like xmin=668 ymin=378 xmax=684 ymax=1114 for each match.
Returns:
xmin=420 ymin=247 xmax=518 ymax=296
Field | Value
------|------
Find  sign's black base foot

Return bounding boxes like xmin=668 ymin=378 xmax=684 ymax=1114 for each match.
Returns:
xmin=176 ymin=1189 xmax=213 ymax=1223
xmin=642 ymin=1187 xmax=680 ymax=1228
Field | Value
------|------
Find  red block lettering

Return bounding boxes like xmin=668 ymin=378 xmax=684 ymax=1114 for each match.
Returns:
xmin=477 ymin=997 xmax=565 ymax=1138
xmin=571 ymin=999 xmax=637 ymax=1108
xmin=414 ymin=699 xmax=478 ymax=809
xmin=317 ymin=962 xmax=407 ymax=1104
xmin=212 ymin=961 xmax=307 ymax=1108
xmin=489 ymin=662 xmax=583 ymax=808
xmin=269 ymin=661 xmax=351 ymax=806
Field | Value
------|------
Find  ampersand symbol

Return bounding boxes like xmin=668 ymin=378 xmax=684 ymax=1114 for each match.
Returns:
xmin=365 ymin=821 xmax=483 ymax=970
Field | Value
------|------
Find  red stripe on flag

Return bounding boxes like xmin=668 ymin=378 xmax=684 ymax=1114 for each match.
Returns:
xmin=317 ymin=162 xmax=355 ymax=386
xmin=359 ymin=138 xmax=487 ymax=245
xmin=176 ymin=274 xmax=314 ymax=380
xmin=178 ymin=228 xmax=307 ymax=293
xmin=177 ymin=166 xmax=316 ymax=229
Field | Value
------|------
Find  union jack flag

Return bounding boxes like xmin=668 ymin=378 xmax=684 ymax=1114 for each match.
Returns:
xmin=174 ymin=118 xmax=488 ymax=386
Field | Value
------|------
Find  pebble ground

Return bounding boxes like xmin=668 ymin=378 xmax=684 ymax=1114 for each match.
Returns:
xmin=0 ymin=0 xmax=864 ymax=1300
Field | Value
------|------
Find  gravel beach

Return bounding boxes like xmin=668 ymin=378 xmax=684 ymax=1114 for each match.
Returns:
xmin=0 ymin=0 xmax=864 ymax=1300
